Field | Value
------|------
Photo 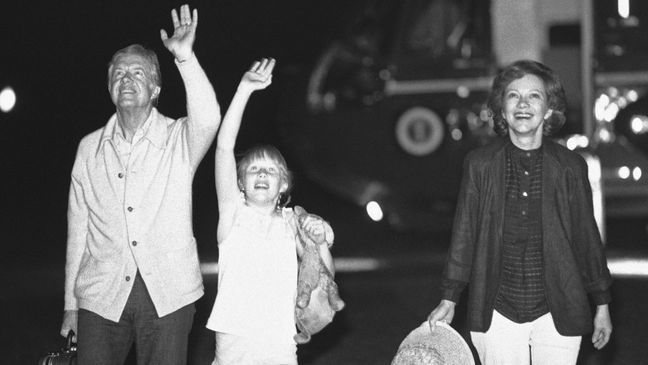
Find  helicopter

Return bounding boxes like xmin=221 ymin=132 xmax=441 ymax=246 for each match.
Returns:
xmin=277 ymin=0 xmax=496 ymax=232
xmin=276 ymin=0 xmax=648 ymax=233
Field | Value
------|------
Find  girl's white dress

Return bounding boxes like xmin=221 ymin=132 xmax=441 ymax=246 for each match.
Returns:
xmin=207 ymin=200 xmax=298 ymax=345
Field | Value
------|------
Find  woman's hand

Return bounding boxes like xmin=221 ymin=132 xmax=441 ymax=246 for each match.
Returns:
xmin=592 ymin=304 xmax=612 ymax=349
xmin=427 ymin=299 xmax=456 ymax=331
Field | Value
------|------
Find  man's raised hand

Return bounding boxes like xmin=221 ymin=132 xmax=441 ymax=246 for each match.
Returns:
xmin=160 ymin=4 xmax=197 ymax=62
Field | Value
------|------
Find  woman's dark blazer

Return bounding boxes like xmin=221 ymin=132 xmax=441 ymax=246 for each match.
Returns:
xmin=440 ymin=137 xmax=612 ymax=336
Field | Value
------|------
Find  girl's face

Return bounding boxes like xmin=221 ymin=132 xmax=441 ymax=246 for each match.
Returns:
xmin=240 ymin=156 xmax=287 ymax=207
xmin=502 ymin=74 xmax=553 ymax=140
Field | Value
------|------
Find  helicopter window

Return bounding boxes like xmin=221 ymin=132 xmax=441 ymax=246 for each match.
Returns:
xmin=592 ymin=0 xmax=648 ymax=74
xmin=405 ymin=0 xmax=465 ymax=56
xmin=400 ymin=0 xmax=490 ymax=60
xmin=337 ymin=0 xmax=401 ymax=56
xmin=595 ymin=0 xmax=648 ymax=58
xmin=305 ymin=0 xmax=403 ymax=111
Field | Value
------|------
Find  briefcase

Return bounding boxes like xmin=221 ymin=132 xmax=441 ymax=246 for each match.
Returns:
xmin=38 ymin=331 xmax=77 ymax=365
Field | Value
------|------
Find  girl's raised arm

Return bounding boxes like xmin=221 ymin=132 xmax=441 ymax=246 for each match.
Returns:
xmin=215 ymin=58 xmax=275 ymax=241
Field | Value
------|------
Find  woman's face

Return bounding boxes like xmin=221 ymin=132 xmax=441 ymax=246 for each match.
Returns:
xmin=502 ymin=74 xmax=553 ymax=140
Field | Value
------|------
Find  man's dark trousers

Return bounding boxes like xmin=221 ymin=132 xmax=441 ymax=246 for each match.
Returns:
xmin=77 ymin=272 xmax=196 ymax=365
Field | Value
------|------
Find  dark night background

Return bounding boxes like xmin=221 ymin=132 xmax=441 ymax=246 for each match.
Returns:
xmin=3 ymin=1 xmax=648 ymax=364
xmin=1 ymin=0 xmax=360 ymax=267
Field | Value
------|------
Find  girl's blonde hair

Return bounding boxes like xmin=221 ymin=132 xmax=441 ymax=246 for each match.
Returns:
xmin=237 ymin=145 xmax=293 ymax=208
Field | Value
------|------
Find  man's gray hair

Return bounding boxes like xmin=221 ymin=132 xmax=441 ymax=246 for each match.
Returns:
xmin=107 ymin=44 xmax=162 ymax=103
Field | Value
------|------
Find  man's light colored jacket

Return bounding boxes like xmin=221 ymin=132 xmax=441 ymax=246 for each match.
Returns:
xmin=64 ymin=55 xmax=219 ymax=322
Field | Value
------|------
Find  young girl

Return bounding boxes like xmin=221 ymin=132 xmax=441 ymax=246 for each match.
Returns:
xmin=206 ymin=58 xmax=336 ymax=365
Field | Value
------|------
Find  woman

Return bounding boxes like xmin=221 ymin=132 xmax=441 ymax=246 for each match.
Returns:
xmin=427 ymin=60 xmax=613 ymax=365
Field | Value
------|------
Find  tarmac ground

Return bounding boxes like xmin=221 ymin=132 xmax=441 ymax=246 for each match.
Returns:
xmin=5 ymin=175 xmax=648 ymax=365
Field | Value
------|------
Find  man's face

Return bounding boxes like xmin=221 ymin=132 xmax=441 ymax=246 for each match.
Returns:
xmin=108 ymin=53 xmax=160 ymax=110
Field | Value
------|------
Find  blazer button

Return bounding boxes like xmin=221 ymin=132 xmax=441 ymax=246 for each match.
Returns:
xmin=132 ymin=241 xmax=138 ymax=246
xmin=118 ymin=172 xmax=124 ymax=179
xmin=127 ymin=207 xmax=133 ymax=212
xmin=125 ymin=276 xmax=131 ymax=282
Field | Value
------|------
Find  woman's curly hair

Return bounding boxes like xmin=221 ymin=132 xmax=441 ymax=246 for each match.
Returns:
xmin=487 ymin=60 xmax=567 ymax=137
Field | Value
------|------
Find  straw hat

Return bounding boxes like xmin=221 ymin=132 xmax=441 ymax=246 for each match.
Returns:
xmin=391 ymin=321 xmax=475 ymax=365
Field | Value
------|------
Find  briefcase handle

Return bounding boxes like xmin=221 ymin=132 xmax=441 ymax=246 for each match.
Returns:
xmin=64 ymin=330 xmax=76 ymax=351
xmin=38 ymin=331 xmax=77 ymax=365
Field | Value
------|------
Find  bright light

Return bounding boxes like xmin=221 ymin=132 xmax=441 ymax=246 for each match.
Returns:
xmin=618 ymin=0 xmax=630 ymax=19
xmin=594 ymin=94 xmax=610 ymax=122
xmin=586 ymin=154 xmax=602 ymax=182
xmin=604 ymin=103 xmax=620 ymax=122
xmin=0 ymin=86 xmax=16 ymax=113
xmin=202 ymin=255 xmax=648 ymax=277
xmin=566 ymin=134 xmax=589 ymax=150
xmin=366 ymin=201 xmax=384 ymax=222
xmin=617 ymin=96 xmax=628 ymax=108
xmin=631 ymin=115 xmax=648 ymax=134
xmin=598 ymin=128 xmax=612 ymax=143
xmin=456 ymin=85 xmax=470 ymax=98
xmin=451 ymin=128 xmax=463 ymax=141
xmin=627 ymin=89 xmax=638 ymax=102
xmin=633 ymin=167 xmax=642 ymax=181
xmin=618 ymin=166 xmax=630 ymax=179
xmin=583 ymin=154 xmax=604 ymax=240
xmin=332 ymin=257 xmax=384 ymax=272
xmin=200 ymin=258 xmax=387 ymax=275
xmin=608 ymin=256 xmax=648 ymax=278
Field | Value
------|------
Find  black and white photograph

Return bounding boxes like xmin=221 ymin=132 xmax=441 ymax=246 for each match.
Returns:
xmin=2 ymin=0 xmax=648 ymax=364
